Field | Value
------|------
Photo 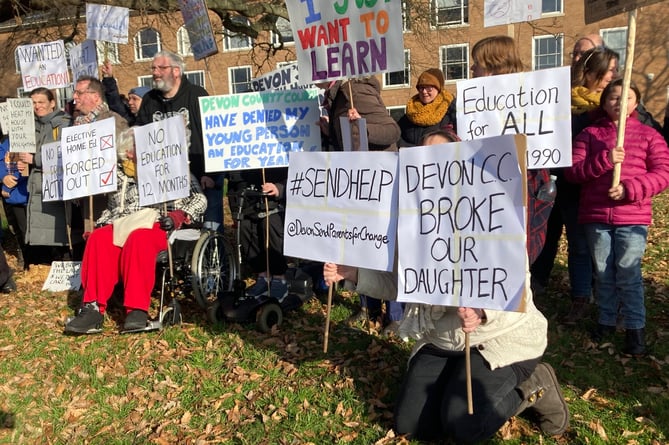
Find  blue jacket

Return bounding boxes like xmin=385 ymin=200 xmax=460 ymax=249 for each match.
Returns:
xmin=0 ymin=137 xmax=28 ymax=206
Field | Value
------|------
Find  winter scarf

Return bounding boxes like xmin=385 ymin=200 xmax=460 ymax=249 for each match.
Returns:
xmin=74 ymin=102 xmax=110 ymax=125
xmin=405 ymin=90 xmax=455 ymax=127
xmin=571 ymin=86 xmax=601 ymax=115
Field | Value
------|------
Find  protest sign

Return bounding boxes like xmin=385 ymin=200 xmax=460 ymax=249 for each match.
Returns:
xmin=7 ymin=98 xmax=36 ymax=153
xmin=397 ymin=134 xmax=528 ymax=311
xmin=16 ymin=40 xmax=69 ymax=90
xmin=0 ymin=102 xmax=9 ymax=134
xmin=61 ymin=117 xmax=117 ymax=200
xmin=42 ymin=261 xmax=82 ymax=292
xmin=177 ymin=0 xmax=219 ymax=60
xmin=285 ymin=0 xmax=405 ymax=84
xmin=41 ymin=140 xmax=64 ymax=202
xmin=284 ymin=151 xmax=398 ymax=272
xmin=584 ymin=0 xmax=662 ymax=23
xmin=69 ymin=40 xmax=98 ymax=82
xmin=251 ymin=63 xmax=301 ymax=92
xmin=86 ymin=4 xmax=129 ymax=44
xmin=133 ymin=116 xmax=190 ymax=206
xmin=456 ymin=66 xmax=571 ymax=169
xmin=484 ymin=0 xmax=542 ymax=27
xmin=200 ymin=88 xmax=321 ymax=172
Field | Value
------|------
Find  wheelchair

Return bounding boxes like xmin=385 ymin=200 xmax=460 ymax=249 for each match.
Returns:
xmin=122 ymin=225 xmax=238 ymax=333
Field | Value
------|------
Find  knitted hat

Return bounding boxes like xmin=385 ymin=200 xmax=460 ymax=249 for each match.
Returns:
xmin=416 ymin=68 xmax=445 ymax=92
xmin=128 ymin=86 xmax=151 ymax=98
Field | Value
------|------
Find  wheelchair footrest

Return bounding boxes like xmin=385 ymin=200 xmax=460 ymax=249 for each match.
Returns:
xmin=120 ymin=320 xmax=162 ymax=334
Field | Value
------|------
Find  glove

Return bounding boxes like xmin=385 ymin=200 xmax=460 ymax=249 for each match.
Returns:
xmin=160 ymin=210 xmax=188 ymax=231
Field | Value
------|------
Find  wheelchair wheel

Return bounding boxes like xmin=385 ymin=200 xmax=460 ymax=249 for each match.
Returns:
xmin=191 ymin=231 xmax=238 ymax=309
xmin=162 ymin=300 xmax=182 ymax=327
xmin=256 ymin=302 xmax=282 ymax=333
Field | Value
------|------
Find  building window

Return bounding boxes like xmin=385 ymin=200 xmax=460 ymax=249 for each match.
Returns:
xmin=542 ymin=0 xmax=562 ymax=14
xmin=533 ymin=35 xmax=563 ymax=70
xmin=224 ymin=17 xmax=253 ymax=51
xmin=388 ymin=106 xmax=406 ymax=122
xmin=185 ymin=70 xmax=205 ymax=88
xmin=602 ymin=27 xmax=628 ymax=67
xmin=402 ymin=0 xmax=411 ymax=32
xmin=441 ymin=44 xmax=469 ymax=81
xmin=229 ymin=66 xmax=252 ymax=93
xmin=384 ymin=50 xmax=410 ymax=88
xmin=432 ymin=0 xmax=469 ymax=27
xmin=96 ymin=41 xmax=120 ymax=65
xmin=177 ymin=26 xmax=193 ymax=57
xmin=272 ymin=17 xmax=294 ymax=46
xmin=135 ymin=28 xmax=161 ymax=61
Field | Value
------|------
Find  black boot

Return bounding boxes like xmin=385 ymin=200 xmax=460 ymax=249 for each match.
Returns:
xmin=515 ymin=362 xmax=570 ymax=436
xmin=623 ymin=328 xmax=646 ymax=356
xmin=591 ymin=323 xmax=616 ymax=343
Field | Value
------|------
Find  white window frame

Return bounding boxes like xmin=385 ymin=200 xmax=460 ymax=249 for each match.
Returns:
xmin=541 ymin=0 xmax=563 ymax=15
xmin=384 ymin=49 xmax=410 ymax=88
xmin=432 ymin=0 xmax=469 ymax=27
xmin=177 ymin=26 xmax=194 ymax=57
xmin=96 ymin=41 xmax=120 ymax=65
xmin=271 ymin=17 xmax=295 ymax=46
xmin=229 ymin=66 xmax=253 ymax=93
xmin=532 ymin=34 xmax=563 ymax=70
xmin=601 ymin=27 xmax=628 ymax=67
xmin=134 ymin=28 xmax=162 ymax=61
xmin=388 ymin=106 xmax=406 ymax=123
xmin=441 ymin=43 xmax=469 ymax=82
xmin=224 ymin=17 xmax=253 ymax=51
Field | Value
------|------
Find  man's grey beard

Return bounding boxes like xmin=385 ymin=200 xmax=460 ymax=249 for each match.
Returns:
xmin=153 ymin=78 xmax=171 ymax=93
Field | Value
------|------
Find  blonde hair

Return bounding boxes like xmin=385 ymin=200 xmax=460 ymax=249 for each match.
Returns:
xmin=471 ymin=36 xmax=524 ymax=75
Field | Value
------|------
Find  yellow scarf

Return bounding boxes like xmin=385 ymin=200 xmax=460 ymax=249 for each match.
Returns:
xmin=405 ymin=90 xmax=455 ymax=127
xmin=571 ymin=86 xmax=601 ymax=115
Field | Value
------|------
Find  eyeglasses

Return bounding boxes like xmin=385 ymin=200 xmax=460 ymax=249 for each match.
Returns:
xmin=417 ymin=85 xmax=436 ymax=92
xmin=151 ymin=65 xmax=176 ymax=72
xmin=73 ymin=89 xmax=94 ymax=96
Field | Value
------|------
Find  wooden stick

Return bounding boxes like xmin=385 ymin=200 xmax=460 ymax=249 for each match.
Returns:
xmin=261 ymin=168 xmax=270 ymax=281
xmin=612 ymin=9 xmax=637 ymax=187
xmin=88 ymin=195 xmax=94 ymax=232
xmin=466 ymin=332 xmax=473 ymax=414
xmin=323 ymin=285 xmax=333 ymax=353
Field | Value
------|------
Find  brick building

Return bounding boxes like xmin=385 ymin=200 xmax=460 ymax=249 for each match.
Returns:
xmin=0 ymin=0 xmax=667 ymax=120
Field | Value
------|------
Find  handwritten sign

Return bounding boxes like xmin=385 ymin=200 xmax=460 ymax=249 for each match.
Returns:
xmin=41 ymin=140 xmax=64 ymax=202
xmin=61 ymin=117 xmax=117 ymax=200
xmin=284 ymin=151 xmax=398 ymax=272
xmin=177 ymin=0 xmax=219 ymax=60
xmin=584 ymin=0 xmax=663 ymax=24
xmin=456 ymin=66 xmax=571 ymax=169
xmin=133 ymin=116 xmax=190 ymax=206
xmin=42 ymin=261 xmax=82 ymax=292
xmin=285 ymin=0 xmax=405 ymax=84
xmin=200 ymin=89 xmax=321 ymax=172
xmin=16 ymin=40 xmax=69 ymax=90
xmin=397 ymin=135 xmax=528 ymax=311
xmin=7 ymin=98 xmax=36 ymax=153
xmin=86 ymin=4 xmax=129 ymax=44
xmin=69 ymin=40 xmax=98 ymax=82
xmin=484 ymin=0 xmax=542 ymax=27
xmin=0 ymin=102 xmax=9 ymax=134
xmin=251 ymin=63 xmax=301 ymax=92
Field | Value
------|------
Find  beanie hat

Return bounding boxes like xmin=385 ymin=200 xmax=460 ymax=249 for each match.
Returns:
xmin=416 ymin=68 xmax=445 ymax=92
xmin=128 ymin=86 xmax=151 ymax=98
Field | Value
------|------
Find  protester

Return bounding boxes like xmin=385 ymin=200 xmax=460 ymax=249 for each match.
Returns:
xmin=570 ymin=34 xmax=603 ymax=63
xmin=64 ymin=129 xmax=207 ymax=334
xmin=101 ymin=60 xmax=150 ymax=126
xmin=319 ymin=76 xmax=403 ymax=334
xmin=565 ymin=78 xmax=669 ymax=356
xmin=397 ymin=68 xmax=456 ymax=146
xmin=71 ymin=75 xmax=129 ymax=235
xmin=135 ymin=50 xmax=223 ymax=232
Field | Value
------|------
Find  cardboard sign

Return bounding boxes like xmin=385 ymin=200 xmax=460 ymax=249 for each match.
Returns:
xmin=41 ymin=141 xmax=64 ymax=202
xmin=16 ymin=40 xmax=70 ymax=90
xmin=397 ymin=135 xmax=528 ymax=311
xmin=177 ymin=0 xmax=219 ymax=60
xmin=42 ymin=261 xmax=82 ymax=292
xmin=284 ymin=151 xmax=398 ymax=272
xmin=7 ymin=98 xmax=36 ymax=153
xmin=285 ymin=0 xmax=405 ymax=84
xmin=456 ymin=66 xmax=572 ymax=169
xmin=86 ymin=4 xmax=129 ymax=44
xmin=200 ymin=89 xmax=321 ymax=172
xmin=69 ymin=40 xmax=98 ymax=82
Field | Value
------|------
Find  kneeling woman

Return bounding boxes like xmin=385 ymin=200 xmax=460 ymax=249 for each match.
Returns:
xmin=64 ymin=129 xmax=207 ymax=334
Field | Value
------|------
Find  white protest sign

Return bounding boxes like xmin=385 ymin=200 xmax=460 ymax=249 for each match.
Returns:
xmin=0 ymin=102 xmax=9 ymax=134
xmin=69 ymin=40 xmax=98 ymax=82
xmin=484 ymin=0 xmax=542 ymax=27
xmin=200 ymin=89 xmax=322 ymax=172
xmin=456 ymin=66 xmax=571 ymax=169
xmin=16 ymin=40 xmax=69 ymax=90
xmin=285 ymin=0 xmax=405 ymax=84
xmin=252 ymin=63 xmax=301 ymax=92
xmin=284 ymin=151 xmax=398 ymax=272
xmin=177 ymin=0 xmax=219 ymax=60
xmin=7 ymin=98 xmax=36 ymax=153
xmin=42 ymin=261 xmax=82 ymax=292
xmin=133 ymin=116 xmax=190 ymax=206
xmin=41 ymin=140 xmax=64 ymax=202
xmin=397 ymin=135 xmax=528 ymax=311
xmin=61 ymin=117 xmax=117 ymax=200
xmin=86 ymin=4 xmax=129 ymax=44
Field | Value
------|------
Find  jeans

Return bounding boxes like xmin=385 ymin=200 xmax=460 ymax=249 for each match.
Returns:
xmin=203 ymin=183 xmax=223 ymax=232
xmin=360 ymin=295 xmax=405 ymax=322
xmin=394 ymin=345 xmax=525 ymax=443
xmin=584 ymin=223 xmax=647 ymax=330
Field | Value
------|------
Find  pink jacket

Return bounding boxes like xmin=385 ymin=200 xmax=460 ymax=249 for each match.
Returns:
xmin=565 ymin=116 xmax=669 ymax=226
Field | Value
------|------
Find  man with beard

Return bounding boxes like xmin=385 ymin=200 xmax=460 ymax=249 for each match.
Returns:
xmin=135 ymin=51 xmax=223 ymax=231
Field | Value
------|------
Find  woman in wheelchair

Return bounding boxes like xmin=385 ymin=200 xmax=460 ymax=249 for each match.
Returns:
xmin=64 ymin=129 xmax=207 ymax=335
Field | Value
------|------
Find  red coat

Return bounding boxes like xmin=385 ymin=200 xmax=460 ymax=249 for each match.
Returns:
xmin=565 ymin=116 xmax=669 ymax=226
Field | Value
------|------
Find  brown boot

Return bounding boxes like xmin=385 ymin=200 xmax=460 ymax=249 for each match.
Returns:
xmin=516 ymin=362 xmax=569 ymax=436
xmin=561 ymin=296 xmax=589 ymax=325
